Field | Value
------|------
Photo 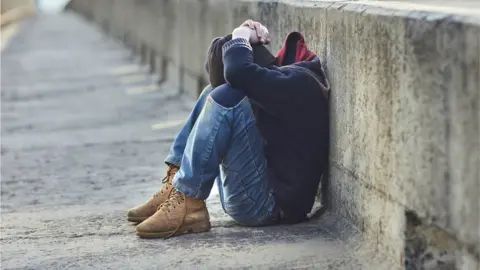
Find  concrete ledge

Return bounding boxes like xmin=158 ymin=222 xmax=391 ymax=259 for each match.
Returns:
xmin=66 ymin=0 xmax=480 ymax=269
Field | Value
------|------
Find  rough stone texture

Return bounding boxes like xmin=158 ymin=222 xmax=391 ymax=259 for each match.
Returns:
xmin=0 ymin=13 xmax=401 ymax=269
xmin=65 ymin=1 xmax=480 ymax=268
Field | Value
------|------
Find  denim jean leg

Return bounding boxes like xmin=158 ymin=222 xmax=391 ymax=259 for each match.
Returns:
xmin=173 ymin=84 xmax=275 ymax=226
xmin=164 ymin=85 xmax=214 ymax=167
xmin=216 ymin=98 xmax=275 ymax=226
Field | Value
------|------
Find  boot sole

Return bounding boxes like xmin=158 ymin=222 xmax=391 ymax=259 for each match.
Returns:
xmin=136 ymin=221 xmax=211 ymax=238
xmin=127 ymin=216 xmax=149 ymax=223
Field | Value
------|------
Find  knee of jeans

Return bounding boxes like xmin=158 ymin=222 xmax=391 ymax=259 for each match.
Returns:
xmin=209 ymin=84 xmax=246 ymax=108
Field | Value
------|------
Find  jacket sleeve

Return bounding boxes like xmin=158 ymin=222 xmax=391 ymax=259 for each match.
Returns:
xmin=222 ymin=38 xmax=313 ymax=117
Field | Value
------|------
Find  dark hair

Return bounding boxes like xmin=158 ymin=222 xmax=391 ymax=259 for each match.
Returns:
xmin=206 ymin=34 xmax=276 ymax=88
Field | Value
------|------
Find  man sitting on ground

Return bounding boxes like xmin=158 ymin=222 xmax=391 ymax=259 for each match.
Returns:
xmin=127 ymin=20 xmax=330 ymax=238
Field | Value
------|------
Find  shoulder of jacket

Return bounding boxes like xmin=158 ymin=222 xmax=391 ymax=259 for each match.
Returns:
xmin=282 ymin=64 xmax=330 ymax=100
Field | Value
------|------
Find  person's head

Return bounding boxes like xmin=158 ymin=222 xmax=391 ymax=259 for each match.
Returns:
xmin=206 ymin=34 xmax=276 ymax=88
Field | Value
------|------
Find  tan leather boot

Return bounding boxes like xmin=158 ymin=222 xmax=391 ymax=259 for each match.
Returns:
xmin=136 ymin=190 xmax=211 ymax=238
xmin=126 ymin=166 xmax=179 ymax=222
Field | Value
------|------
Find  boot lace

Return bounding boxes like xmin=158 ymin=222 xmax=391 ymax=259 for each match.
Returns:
xmin=157 ymin=189 xmax=187 ymax=239
xmin=153 ymin=166 xmax=178 ymax=198
xmin=153 ymin=176 xmax=171 ymax=198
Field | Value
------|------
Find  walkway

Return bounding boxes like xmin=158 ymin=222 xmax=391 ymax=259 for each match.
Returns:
xmin=1 ymin=12 xmax=387 ymax=269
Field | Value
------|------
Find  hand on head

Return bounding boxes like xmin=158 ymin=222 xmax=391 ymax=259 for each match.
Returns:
xmin=233 ymin=20 xmax=271 ymax=45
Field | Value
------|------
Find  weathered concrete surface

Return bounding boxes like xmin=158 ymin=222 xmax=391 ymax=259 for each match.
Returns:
xmin=66 ymin=0 xmax=480 ymax=269
xmin=0 ymin=13 xmax=398 ymax=269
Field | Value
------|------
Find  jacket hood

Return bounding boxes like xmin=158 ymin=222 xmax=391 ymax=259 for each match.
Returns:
xmin=275 ymin=32 xmax=317 ymax=66
xmin=276 ymin=32 xmax=330 ymax=99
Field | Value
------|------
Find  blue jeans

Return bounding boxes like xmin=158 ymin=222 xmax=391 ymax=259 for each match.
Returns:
xmin=165 ymin=84 xmax=277 ymax=226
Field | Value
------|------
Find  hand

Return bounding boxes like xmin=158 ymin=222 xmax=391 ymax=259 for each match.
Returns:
xmin=233 ymin=20 xmax=271 ymax=44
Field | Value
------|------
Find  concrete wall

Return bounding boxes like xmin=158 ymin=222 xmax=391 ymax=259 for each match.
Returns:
xmin=66 ymin=0 xmax=479 ymax=269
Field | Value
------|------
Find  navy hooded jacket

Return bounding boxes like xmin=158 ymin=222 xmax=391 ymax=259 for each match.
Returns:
xmin=221 ymin=33 xmax=330 ymax=220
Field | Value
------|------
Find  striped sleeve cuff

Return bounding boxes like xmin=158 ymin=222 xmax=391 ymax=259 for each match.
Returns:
xmin=222 ymin=38 xmax=252 ymax=54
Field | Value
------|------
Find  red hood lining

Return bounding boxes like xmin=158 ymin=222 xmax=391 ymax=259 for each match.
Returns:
xmin=275 ymin=32 xmax=317 ymax=66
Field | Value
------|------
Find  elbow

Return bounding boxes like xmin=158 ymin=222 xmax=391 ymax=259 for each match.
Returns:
xmin=224 ymin=65 xmax=245 ymax=88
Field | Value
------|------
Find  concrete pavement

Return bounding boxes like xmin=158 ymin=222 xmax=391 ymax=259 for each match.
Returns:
xmin=0 ymin=13 xmax=393 ymax=269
